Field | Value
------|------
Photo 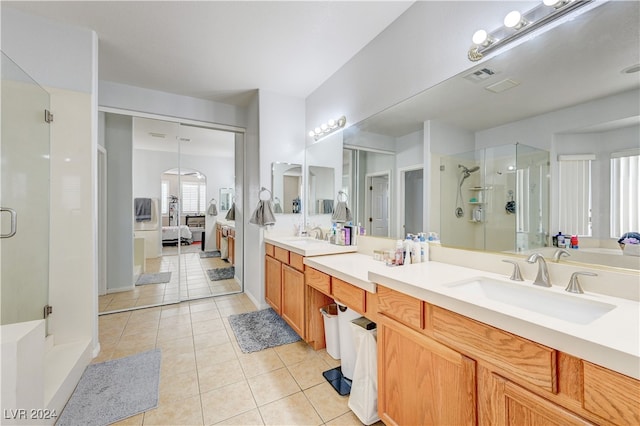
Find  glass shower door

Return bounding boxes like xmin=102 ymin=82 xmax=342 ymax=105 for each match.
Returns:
xmin=1 ymin=52 xmax=51 ymax=326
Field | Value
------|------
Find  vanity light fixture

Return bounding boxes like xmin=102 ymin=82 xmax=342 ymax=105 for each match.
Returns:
xmin=468 ymin=0 xmax=593 ymax=62
xmin=308 ymin=116 xmax=347 ymax=141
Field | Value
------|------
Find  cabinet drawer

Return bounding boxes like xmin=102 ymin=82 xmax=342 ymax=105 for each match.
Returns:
xmin=332 ymin=277 xmax=365 ymax=314
xmin=289 ymin=252 xmax=304 ymax=271
xmin=377 ymin=285 xmax=423 ymax=330
xmin=274 ymin=246 xmax=289 ymax=264
xmin=265 ymin=243 xmax=275 ymax=257
xmin=583 ymin=361 xmax=640 ymax=425
xmin=432 ymin=306 xmax=557 ymax=393
xmin=306 ymin=267 xmax=331 ymax=295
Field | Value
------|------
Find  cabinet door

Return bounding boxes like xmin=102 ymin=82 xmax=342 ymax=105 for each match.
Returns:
xmin=282 ymin=264 xmax=305 ymax=338
xmin=228 ymin=236 xmax=235 ymax=265
xmin=481 ymin=372 xmax=594 ymax=426
xmin=378 ymin=315 xmax=476 ymax=426
xmin=265 ymin=255 xmax=282 ymax=315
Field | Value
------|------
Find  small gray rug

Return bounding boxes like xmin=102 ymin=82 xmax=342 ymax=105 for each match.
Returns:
xmin=200 ymin=250 xmax=221 ymax=258
xmin=135 ymin=272 xmax=171 ymax=286
xmin=57 ymin=349 xmax=161 ymax=426
xmin=228 ymin=308 xmax=301 ymax=353
xmin=207 ymin=266 xmax=234 ymax=281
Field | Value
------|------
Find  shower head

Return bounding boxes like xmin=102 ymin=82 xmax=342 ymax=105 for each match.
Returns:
xmin=458 ymin=164 xmax=480 ymax=178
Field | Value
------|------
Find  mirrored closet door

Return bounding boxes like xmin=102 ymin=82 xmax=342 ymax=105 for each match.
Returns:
xmin=99 ymin=113 xmax=243 ymax=314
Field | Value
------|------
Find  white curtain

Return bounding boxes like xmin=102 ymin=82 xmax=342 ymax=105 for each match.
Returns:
xmin=610 ymin=151 xmax=640 ymax=238
xmin=558 ymin=155 xmax=593 ymax=236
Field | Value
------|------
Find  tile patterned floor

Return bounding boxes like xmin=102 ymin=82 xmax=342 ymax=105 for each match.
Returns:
xmin=99 ymin=248 xmax=240 ymax=313
xmin=94 ymin=294 xmax=377 ymax=425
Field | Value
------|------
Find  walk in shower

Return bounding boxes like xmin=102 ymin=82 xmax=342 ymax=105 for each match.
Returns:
xmin=440 ymin=143 xmax=549 ymax=253
xmin=1 ymin=51 xmax=51 ymax=327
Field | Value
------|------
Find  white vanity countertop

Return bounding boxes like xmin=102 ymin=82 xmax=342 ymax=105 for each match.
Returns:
xmin=368 ymin=261 xmax=640 ymax=380
xmin=264 ymin=236 xmax=357 ymax=257
xmin=303 ymin=253 xmax=391 ymax=293
xmin=216 ymin=219 xmax=235 ymax=228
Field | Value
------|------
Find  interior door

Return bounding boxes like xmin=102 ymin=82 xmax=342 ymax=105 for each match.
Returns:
xmin=1 ymin=52 xmax=51 ymax=327
xmin=403 ymin=168 xmax=424 ymax=235
xmin=369 ymin=174 xmax=389 ymax=237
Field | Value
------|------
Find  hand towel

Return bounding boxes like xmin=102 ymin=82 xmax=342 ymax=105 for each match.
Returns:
xmin=331 ymin=201 xmax=353 ymax=223
xmin=273 ymin=202 xmax=283 ymax=213
xmin=207 ymin=201 xmax=218 ymax=216
xmin=225 ymin=203 xmax=236 ymax=221
xmin=249 ymin=200 xmax=276 ymax=227
xmin=134 ymin=198 xmax=152 ymax=222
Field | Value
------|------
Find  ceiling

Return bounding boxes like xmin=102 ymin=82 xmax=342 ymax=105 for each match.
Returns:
xmin=5 ymin=1 xmax=414 ymax=106
xmin=345 ymin=1 xmax=640 ymax=138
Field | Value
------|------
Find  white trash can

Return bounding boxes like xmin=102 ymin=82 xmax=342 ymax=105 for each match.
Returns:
xmin=348 ymin=320 xmax=379 ymax=425
xmin=320 ymin=304 xmax=340 ymax=360
xmin=336 ymin=301 xmax=361 ymax=380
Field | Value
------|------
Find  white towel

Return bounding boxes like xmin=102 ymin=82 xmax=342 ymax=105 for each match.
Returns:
xmin=249 ymin=200 xmax=276 ymax=227
xmin=225 ymin=203 xmax=236 ymax=221
xmin=331 ymin=201 xmax=352 ymax=223
xmin=207 ymin=202 xmax=218 ymax=216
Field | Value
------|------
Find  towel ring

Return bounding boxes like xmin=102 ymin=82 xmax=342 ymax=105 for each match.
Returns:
xmin=259 ymin=187 xmax=272 ymax=201
xmin=209 ymin=198 xmax=217 ymax=204
xmin=337 ymin=190 xmax=348 ymax=202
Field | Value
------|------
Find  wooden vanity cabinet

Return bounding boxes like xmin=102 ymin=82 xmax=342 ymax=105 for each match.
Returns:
xmin=264 ymin=247 xmax=282 ymax=315
xmin=228 ymin=228 xmax=235 ymax=265
xmin=378 ymin=314 xmax=477 ymax=426
xmin=264 ymin=244 xmax=306 ymax=339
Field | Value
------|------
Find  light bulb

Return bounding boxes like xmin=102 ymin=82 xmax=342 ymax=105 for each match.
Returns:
xmin=321 ymin=123 xmax=328 ymax=131
xmin=328 ymin=119 xmax=336 ymax=127
xmin=308 ymin=131 xmax=315 ymax=138
xmin=472 ymin=29 xmax=491 ymax=46
xmin=504 ymin=11 xmax=526 ymax=29
xmin=543 ymin=0 xmax=567 ymax=8
xmin=314 ymin=127 xmax=321 ymax=135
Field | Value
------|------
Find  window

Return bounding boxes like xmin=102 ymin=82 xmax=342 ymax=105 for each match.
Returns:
xmin=181 ymin=181 xmax=206 ymax=214
xmin=557 ymin=155 xmax=593 ymax=236
xmin=610 ymin=150 xmax=640 ymax=238
xmin=161 ymin=180 xmax=169 ymax=214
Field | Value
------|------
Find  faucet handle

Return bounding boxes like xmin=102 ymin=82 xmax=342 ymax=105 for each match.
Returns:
xmin=502 ymin=259 xmax=524 ymax=281
xmin=565 ymin=271 xmax=597 ymax=294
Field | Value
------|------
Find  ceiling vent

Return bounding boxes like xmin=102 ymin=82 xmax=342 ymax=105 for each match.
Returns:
xmin=485 ymin=78 xmax=520 ymax=93
xmin=463 ymin=67 xmax=497 ymax=83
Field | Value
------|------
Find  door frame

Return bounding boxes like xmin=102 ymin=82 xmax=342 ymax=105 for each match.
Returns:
xmin=398 ymin=164 xmax=424 ymax=238
xmin=365 ymin=170 xmax=391 ymax=238
xmin=97 ymin=145 xmax=107 ymax=296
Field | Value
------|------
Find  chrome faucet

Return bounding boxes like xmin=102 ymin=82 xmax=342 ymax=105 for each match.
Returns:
xmin=553 ymin=248 xmax=571 ymax=262
xmin=502 ymin=259 xmax=524 ymax=281
xmin=565 ymin=271 xmax=597 ymax=294
xmin=526 ymin=253 xmax=552 ymax=287
xmin=310 ymin=226 xmax=324 ymax=240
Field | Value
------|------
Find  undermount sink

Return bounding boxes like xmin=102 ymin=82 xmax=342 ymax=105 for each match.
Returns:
xmin=444 ymin=277 xmax=616 ymax=325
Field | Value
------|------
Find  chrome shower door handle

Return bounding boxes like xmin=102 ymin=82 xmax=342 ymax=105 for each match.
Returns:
xmin=0 ymin=207 xmax=17 ymax=238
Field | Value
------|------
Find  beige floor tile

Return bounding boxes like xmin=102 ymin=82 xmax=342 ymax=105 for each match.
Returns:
xmin=106 ymin=298 xmax=139 ymax=311
xmin=193 ymin=329 xmax=231 ymax=351
xmin=287 ymin=355 xmax=332 ymax=390
xmin=157 ymin=323 xmax=193 ymax=342
xmin=317 ymin=349 xmax=342 ymax=369
xmin=192 ymin=317 xmax=225 ymax=336
xmin=237 ymin=349 xmax=285 ymax=378
xmin=160 ymin=351 xmax=197 ymax=378
xmin=190 ymin=308 xmax=221 ymax=323
xmin=195 ymin=342 xmax=237 ymax=368
xmin=112 ymin=412 xmax=144 ymax=425
xmin=142 ymin=393 xmax=203 ymax=425
xmin=161 ymin=303 xmax=191 ymax=318
xmin=197 ymin=358 xmax=245 ymax=393
xmin=325 ymin=410 xmax=373 ymax=426
xmin=158 ymin=370 xmax=200 ymax=404
xmin=213 ymin=408 xmax=264 ymax=426
xmin=218 ymin=305 xmax=252 ymax=317
xmin=200 ymin=381 xmax=257 ymax=425
xmin=274 ymin=341 xmax=318 ymax=366
xmin=189 ymin=288 xmax=213 ymax=298
xmin=111 ymin=342 xmax=156 ymax=360
xmin=119 ymin=329 xmax=158 ymax=346
xmin=258 ymin=392 xmax=323 ymax=426
xmin=189 ymin=300 xmax=219 ymax=313
xmin=156 ymin=335 xmax=194 ymax=357
xmin=158 ymin=313 xmax=192 ymax=329
xmin=304 ymin=381 xmax=350 ymax=423
xmin=247 ymin=367 xmax=301 ymax=407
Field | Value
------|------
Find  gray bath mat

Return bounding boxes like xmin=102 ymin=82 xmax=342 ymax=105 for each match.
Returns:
xmin=200 ymin=250 xmax=221 ymax=258
xmin=228 ymin=308 xmax=301 ymax=353
xmin=57 ymin=349 xmax=161 ymax=426
xmin=207 ymin=266 xmax=234 ymax=281
xmin=135 ymin=272 xmax=171 ymax=285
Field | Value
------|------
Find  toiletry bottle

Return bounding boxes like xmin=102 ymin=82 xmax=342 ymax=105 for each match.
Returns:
xmin=419 ymin=234 xmax=427 ymax=262
xmin=412 ymin=236 xmax=421 ymax=263
xmin=394 ymin=240 xmax=404 ymax=265
xmin=403 ymin=235 xmax=413 ymax=264
xmin=570 ymin=235 xmax=579 ymax=249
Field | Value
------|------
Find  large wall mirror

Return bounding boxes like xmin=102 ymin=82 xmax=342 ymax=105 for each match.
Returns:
xmin=271 ymin=162 xmax=302 ymax=214
xmin=305 ymin=132 xmax=342 ymax=228
xmin=311 ymin=1 xmax=640 ymax=271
